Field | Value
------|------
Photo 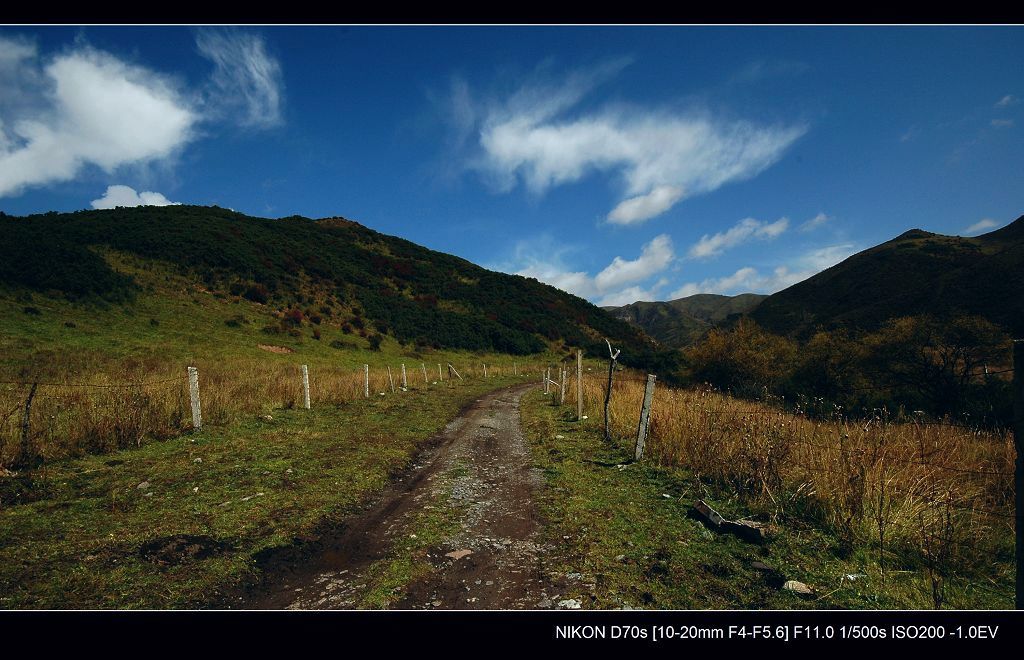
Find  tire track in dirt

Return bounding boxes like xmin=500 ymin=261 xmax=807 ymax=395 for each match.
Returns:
xmin=249 ymin=382 xmax=566 ymax=609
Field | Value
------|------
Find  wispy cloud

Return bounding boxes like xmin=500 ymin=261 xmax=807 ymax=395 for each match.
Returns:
xmin=671 ymin=243 xmax=855 ymax=298
xmin=0 ymin=35 xmax=197 ymax=198
xmin=196 ymin=29 xmax=284 ymax=129
xmin=508 ymin=233 xmax=675 ymax=306
xmin=687 ymin=217 xmax=789 ymax=259
xmin=991 ymin=118 xmax=1014 ymax=128
xmin=799 ymin=212 xmax=831 ymax=232
xmin=995 ymin=94 xmax=1018 ymax=108
xmin=448 ymin=62 xmax=806 ymax=225
xmin=90 ymin=184 xmax=179 ymax=209
xmin=962 ymin=218 xmax=999 ymax=235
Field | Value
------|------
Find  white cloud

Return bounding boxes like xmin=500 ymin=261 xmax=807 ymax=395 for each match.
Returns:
xmin=670 ymin=243 xmax=855 ymax=298
xmin=196 ymin=29 xmax=284 ymax=129
xmin=453 ymin=63 xmax=806 ymax=224
xmin=607 ymin=185 xmax=685 ymax=225
xmin=509 ymin=233 xmax=674 ymax=306
xmin=0 ymin=38 xmax=197 ymax=198
xmin=991 ymin=118 xmax=1014 ymax=128
xmin=687 ymin=217 xmax=789 ymax=259
xmin=799 ymin=212 xmax=831 ymax=232
xmin=962 ymin=218 xmax=999 ymax=235
xmin=90 ymin=184 xmax=179 ymax=209
xmin=594 ymin=234 xmax=674 ymax=290
xmin=995 ymin=94 xmax=1018 ymax=108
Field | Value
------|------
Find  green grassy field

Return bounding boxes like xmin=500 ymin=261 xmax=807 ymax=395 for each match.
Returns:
xmin=0 ymin=374 xmax=520 ymax=609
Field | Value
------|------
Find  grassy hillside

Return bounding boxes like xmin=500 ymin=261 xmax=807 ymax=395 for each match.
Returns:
xmin=605 ymin=293 xmax=766 ymax=347
xmin=0 ymin=205 xmax=667 ymax=367
xmin=752 ymin=216 xmax=1024 ymax=337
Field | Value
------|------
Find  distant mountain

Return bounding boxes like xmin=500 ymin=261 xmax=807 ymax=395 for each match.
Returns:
xmin=0 ymin=205 xmax=671 ymax=367
xmin=604 ymin=293 xmax=767 ymax=347
xmin=751 ymin=215 xmax=1024 ymax=336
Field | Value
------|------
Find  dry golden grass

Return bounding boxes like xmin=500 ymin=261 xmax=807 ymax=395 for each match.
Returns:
xmin=0 ymin=357 xmax=531 ymax=469
xmin=557 ymin=364 xmax=1015 ymax=581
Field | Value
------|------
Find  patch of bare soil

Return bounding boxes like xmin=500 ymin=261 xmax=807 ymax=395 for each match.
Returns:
xmin=257 ymin=344 xmax=294 ymax=354
xmin=248 ymin=383 xmax=563 ymax=609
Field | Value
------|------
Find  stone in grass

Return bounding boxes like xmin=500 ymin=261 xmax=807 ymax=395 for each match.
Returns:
xmin=782 ymin=580 xmax=814 ymax=596
xmin=136 ymin=481 xmax=151 ymax=490
xmin=557 ymin=598 xmax=582 ymax=609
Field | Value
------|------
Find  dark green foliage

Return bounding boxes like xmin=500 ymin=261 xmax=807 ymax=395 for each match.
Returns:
xmin=0 ymin=206 xmax=665 ymax=361
xmin=606 ymin=293 xmax=767 ymax=348
xmin=684 ymin=315 xmax=1013 ymax=426
xmin=752 ymin=217 xmax=1024 ymax=337
xmin=367 ymin=333 xmax=383 ymax=351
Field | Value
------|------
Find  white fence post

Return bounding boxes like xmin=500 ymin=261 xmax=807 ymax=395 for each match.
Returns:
xmin=301 ymin=364 xmax=310 ymax=410
xmin=560 ymin=365 xmax=567 ymax=405
xmin=483 ymin=363 xmax=488 ymax=378
xmin=634 ymin=374 xmax=657 ymax=461
xmin=187 ymin=366 xmax=202 ymax=431
xmin=422 ymin=363 xmax=428 ymax=384
xmin=364 ymin=364 xmax=369 ymax=398
xmin=387 ymin=366 xmax=396 ymax=393
xmin=401 ymin=363 xmax=407 ymax=389
xmin=438 ymin=363 xmax=443 ymax=381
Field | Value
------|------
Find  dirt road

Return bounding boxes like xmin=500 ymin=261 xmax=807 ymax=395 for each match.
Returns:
xmin=250 ymin=382 xmax=565 ymax=609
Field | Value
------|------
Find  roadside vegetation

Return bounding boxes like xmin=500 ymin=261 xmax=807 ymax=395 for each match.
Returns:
xmin=522 ymin=361 xmax=1015 ymax=609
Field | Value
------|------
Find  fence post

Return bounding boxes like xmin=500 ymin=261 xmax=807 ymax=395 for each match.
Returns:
xmin=401 ymin=363 xmax=407 ymax=389
xmin=438 ymin=363 xmax=443 ymax=381
xmin=301 ymin=364 xmax=311 ymax=410
xmin=603 ymin=339 xmax=621 ymax=442
xmin=364 ymin=364 xmax=369 ymax=398
xmin=387 ymin=366 xmax=396 ymax=393
xmin=634 ymin=374 xmax=656 ymax=461
xmin=560 ymin=365 xmax=567 ymax=405
xmin=514 ymin=362 xmax=518 ymax=376
xmin=187 ymin=366 xmax=202 ymax=431
xmin=576 ymin=350 xmax=583 ymax=421
xmin=1013 ymin=339 xmax=1022 ymax=609
xmin=483 ymin=363 xmax=488 ymax=378
xmin=17 ymin=382 xmax=38 ymax=469
xmin=544 ymin=367 xmax=550 ymax=394
xmin=422 ymin=363 xmax=428 ymax=384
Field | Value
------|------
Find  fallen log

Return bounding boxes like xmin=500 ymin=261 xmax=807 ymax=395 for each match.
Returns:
xmin=691 ymin=499 xmax=771 ymax=544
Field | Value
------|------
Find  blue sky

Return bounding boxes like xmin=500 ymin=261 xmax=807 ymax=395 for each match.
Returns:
xmin=1 ymin=26 xmax=1021 ymax=306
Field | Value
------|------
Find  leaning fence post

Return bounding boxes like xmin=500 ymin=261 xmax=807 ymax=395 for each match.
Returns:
xmin=401 ymin=363 xmax=407 ymax=389
xmin=387 ymin=366 xmax=396 ymax=393
xmin=603 ymin=339 xmax=621 ymax=442
xmin=634 ymin=374 xmax=657 ymax=460
xmin=301 ymin=364 xmax=311 ymax=409
xmin=187 ymin=366 xmax=202 ymax=431
xmin=364 ymin=364 xmax=369 ymax=398
xmin=576 ymin=349 xmax=583 ymax=421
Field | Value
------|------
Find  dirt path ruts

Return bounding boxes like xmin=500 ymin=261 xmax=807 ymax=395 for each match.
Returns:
xmin=249 ymin=383 xmax=563 ymax=609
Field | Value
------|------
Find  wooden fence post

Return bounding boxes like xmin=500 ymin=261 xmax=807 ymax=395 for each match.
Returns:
xmin=422 ymin=363 xmax=428 ymax=384
xmin=634 ymin=374 xmax=656 ymax=460
xmin=544 ymin=367 xmax=550 ymax=394
xmin=560 ymin=365 xmax=567 ymax=405
xmin=438 ymin=363 xmax=443 ymax=381
xmin=17 ymin=382 xmax=38 ymax=469
xmin=401 ymin=363 xmax=407 ymax=389
xmin=301 ymin=364 xmax=311 ymax=409
xmin=1013 ymin=339 xmax=1022 ymax=609
xmin=576 ymin=349 xmax=583 ymax=421
xmin=483 ymin=363 xmax=488 ymax=378
xmin=364 ymin=364 xmax=369 ymax=398
xmin=514 ymin=362 xmax=518 ymax=376
xmin=603 ymin=339 xmax=621 ymax=442
xmin=187 ymin=366 xmax=202 ymax=431
xmin=387 ymin=366 xmax=396 ymax=393
xmin=448 ymin=363 xmax=463 ymax=380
